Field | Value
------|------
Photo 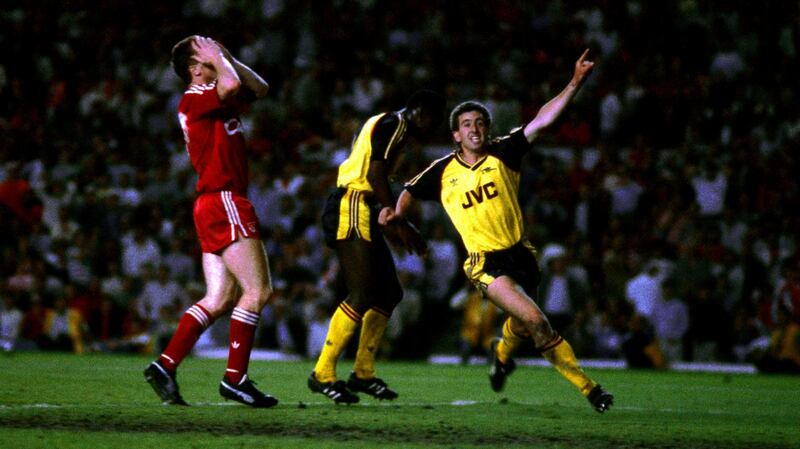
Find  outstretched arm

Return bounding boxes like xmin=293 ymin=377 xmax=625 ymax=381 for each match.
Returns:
xmin=523 ymin=49 xmax=594 ymax=143
xmin=216 ymin=40 xmax=269 ymax=99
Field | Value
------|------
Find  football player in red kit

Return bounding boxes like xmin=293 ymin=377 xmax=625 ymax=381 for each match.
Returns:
xmin=144 ymin=35 xmax=276 ymax=408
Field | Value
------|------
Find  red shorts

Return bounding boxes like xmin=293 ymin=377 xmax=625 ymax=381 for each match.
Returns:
xmin=193 ymin=191 xmax=261 ymax=253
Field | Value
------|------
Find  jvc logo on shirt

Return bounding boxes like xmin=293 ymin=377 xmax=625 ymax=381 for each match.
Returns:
xmin=461 ymin=182 xmax=498 ymax=209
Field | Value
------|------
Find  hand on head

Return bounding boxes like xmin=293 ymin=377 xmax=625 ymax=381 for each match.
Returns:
xmin=191 ymin=36 xmax=222 ymax=65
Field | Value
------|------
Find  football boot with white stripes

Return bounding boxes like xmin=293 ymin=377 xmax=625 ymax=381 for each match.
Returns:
xmin=144 ymin=360 xmax=188 ymax=406
xmin=219 ymin=374 xmax=278 ymax=408
xmin=308 ymin=371 xmax=359 ymax=404
xmin=587 ymin=384 xmax=614 ymax=413
xmin=346 ymin=372 xmax=398 ymax=400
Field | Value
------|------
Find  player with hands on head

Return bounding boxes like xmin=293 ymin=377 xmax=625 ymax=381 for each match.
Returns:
xmin=309 ymin=90 xmax=445 ymax=403
xmin=144 ymin=35 xmax=277 ymax=408
xmin=395 ymin=50 xmax=614 ymax=413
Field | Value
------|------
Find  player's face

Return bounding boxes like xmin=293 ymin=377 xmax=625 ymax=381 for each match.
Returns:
xmin=188 ymin=58 xmax=218 ymax=84
xmin=452 ymin=111 xmax=488 ymax=152
xmin=408 ymin=107 xmax=440 ymax=139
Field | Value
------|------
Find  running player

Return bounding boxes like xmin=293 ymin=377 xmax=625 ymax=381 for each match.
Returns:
xmin=144 ymin=36 xmax=277 ymax=408
xmin=308 ymin=90 xmax=445 ymax=403
xmin=394 ymin=50 xmax=614 ymax=412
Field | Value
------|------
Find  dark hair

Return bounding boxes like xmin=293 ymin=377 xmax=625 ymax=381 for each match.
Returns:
xmin=449 ymin=101 xmax=492 ymax=131
xmin=171 ymin=36 xmax=196 ymax=84
xmin=406 ymin=89 xmax=446 ymax=117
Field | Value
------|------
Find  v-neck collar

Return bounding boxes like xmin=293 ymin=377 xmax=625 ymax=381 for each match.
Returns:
xmin=455 ymin=151 xmax=489 ymax=171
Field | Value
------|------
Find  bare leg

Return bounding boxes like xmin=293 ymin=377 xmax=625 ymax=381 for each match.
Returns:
xmin=486 ymin=275 xmax=597 ymax=396
xmin=196 ymin=251 xmax=239 ymax=317
xmin=485 ymin=275 xmax=555 ymax=346
xmin=220 ymin=237 xmax=273 ymax=313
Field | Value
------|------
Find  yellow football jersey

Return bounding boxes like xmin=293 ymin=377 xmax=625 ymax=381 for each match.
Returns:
xmin=405 ymin=128 xmax=530 ymax=253
xmin=336 ymin=111 xmax=408 ymax=191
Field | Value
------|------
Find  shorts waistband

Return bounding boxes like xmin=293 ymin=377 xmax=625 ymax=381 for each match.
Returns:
xmin=470 ymin=239 xmax=529 ymax=258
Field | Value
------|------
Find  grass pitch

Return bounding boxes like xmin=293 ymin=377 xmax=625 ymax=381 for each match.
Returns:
xmin=0 ymin=353 xmax=798 ymax=448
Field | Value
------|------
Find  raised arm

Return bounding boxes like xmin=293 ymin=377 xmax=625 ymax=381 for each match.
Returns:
xmin=523 ymin=49 xmax=595 ymax=143
xmin=216 ymin=40 xmax=270 ymax=99
xmin=192 ymin=36 xmax=241 ymax=100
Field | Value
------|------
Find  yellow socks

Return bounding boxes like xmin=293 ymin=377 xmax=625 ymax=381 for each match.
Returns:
xmin=313 ymin=303 xmax=362 ymax=383
xmin=353 ymin=308 xmax=390 ymax=379
xmin=495 ymin=318 xmax=525 ymax=364
xmin=541 ymin=337 xmax=597 ymax=396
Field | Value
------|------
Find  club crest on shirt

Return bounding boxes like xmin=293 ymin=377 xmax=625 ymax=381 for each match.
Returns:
xmin=480 ymin=166 xmax=496 ymax=174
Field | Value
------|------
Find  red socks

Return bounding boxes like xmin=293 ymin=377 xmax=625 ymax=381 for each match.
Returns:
xmin=160 ymin=304 xmax=213 ymax=372
xmin=159 ymin=304 xmax=260 ymax=385
xmin=225 ymin=307 xmax=260 ymax=384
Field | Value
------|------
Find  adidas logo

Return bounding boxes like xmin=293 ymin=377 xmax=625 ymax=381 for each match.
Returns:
xmin=232 ymin=341 xmax=240 ymax=349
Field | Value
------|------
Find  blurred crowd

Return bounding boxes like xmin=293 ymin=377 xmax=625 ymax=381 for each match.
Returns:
xmin=1 ymin=1 xmax=799 ymax=372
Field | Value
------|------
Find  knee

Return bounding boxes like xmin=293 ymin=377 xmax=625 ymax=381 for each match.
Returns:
xmin=227 ymin=282 xmax=273 ymax=312
xmin=518 ymin=312 xmax=553 ymax=337
xmin=247 ymin=283 xmax=273 ymax=308
xmin=508 ymin=318 xmax=531 ymax=339
xmin=199 ymin=295 xmax=236 ymax=318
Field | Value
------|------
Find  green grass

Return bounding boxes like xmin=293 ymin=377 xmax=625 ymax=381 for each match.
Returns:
xmin=1 ymin=353 xmax=798 ymax=448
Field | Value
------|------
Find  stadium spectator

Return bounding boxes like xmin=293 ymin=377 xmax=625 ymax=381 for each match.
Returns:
xmin=625 ymin=261 xmax=663 ymax=321
xmin=6 ymin=256 xmax=35 ymax=293
xmin=305 ymin=301 xmax=330 ymax=359
xmin=775 ymin=260 xmax=800 ymax=324
xmin=0 ymin=162 xmax=43 ymax=230
xmin=40 ymin=296 xmax=86 ymax=354
xmin=309 ymin=90 xmax=445 ymax=404
xmin=689 ymin=162 xmax=728 ymax=218
xmin=450 ymin=283 xmax=499 ymax=364
xmin=604 ymin=165 xmax=644 ymax=217
xmin=396 ymin=50 xmax=614 ymax=413
xmin=161 ymin=239 xmax=196 ymax=284
xmin=0 ymin=294 xmax=23 ymax=352
xmin=121 ymin=228 xmax=162 ymax=279
xmin=2 ymin=1 xmax=799 ymax=375
xmin=136 ymin=265 xmax=188 ymax=326
xmin=143 ymin=35 xmax=277 ymax=408
xmin=650 ymin=278 xmax=689 ymax=363
xmin=539 ymin=249 xmax=587 ymax=332
xmin=753 ymin=304 xmax=800 ymax=374
xmin=423 ymin=222 xmax=460 ymax=303
xmin=384 ymin=270 xmax=423 ymax=359
xmin=87 ymin=295 xmax=125 ymax=346
xmin=621 ymin=308 xmax=666 ymax=370
xmin=687 ymin=282 xmax=730 ymax=361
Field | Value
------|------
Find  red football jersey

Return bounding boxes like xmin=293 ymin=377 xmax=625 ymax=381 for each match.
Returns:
xmin=178 ymin=81 xmax=249 ymax=194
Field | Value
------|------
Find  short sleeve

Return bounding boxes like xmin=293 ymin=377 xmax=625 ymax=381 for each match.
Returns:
xmin=370 ymin=113 xmax=405 ymax=162
xmin=404 ymin=155 xmax=450 ymax=201
xmin=489 ymin=127 xmax=531 ymax=172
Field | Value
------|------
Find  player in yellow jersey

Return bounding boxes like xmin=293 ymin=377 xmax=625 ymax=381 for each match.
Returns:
xmin=394 ymin=50 xmax=614 ymax=413
xmin=309 ymin=90 xmax=445 ymax=403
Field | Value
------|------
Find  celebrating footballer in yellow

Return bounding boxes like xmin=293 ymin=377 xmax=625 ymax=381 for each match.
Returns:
xmin=393 ymin=50 xmax=614 ymax=413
